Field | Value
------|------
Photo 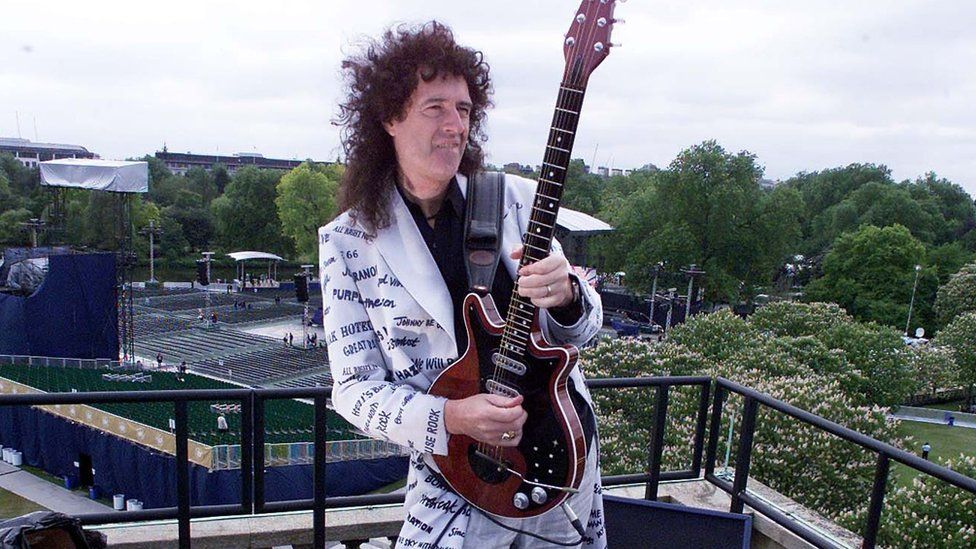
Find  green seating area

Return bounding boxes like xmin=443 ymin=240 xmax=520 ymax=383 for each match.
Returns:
xmin=0 ymin=364 xmax=363 ymax=447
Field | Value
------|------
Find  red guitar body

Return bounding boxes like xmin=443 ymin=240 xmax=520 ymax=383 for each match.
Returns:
xmin=428 ymin=293 xmax=586 ymax=518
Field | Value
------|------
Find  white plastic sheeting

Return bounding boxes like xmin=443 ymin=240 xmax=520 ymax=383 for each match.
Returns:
xmin=40 ymin=158 xmax=149 ymax=193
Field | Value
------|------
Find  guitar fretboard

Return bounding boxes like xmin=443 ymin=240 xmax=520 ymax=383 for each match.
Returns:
xmin=498 ymin=82 xmax=587 ymax=358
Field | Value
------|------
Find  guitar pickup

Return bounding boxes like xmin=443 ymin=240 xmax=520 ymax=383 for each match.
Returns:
xmin=486 ymin=379 xmax=521 ymax=399
xmin=492 ymin=353 xmax=527 ymax=376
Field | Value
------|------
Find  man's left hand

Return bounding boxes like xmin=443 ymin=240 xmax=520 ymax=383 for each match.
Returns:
xmin=512 ymin=247 xmax=574 ymax=309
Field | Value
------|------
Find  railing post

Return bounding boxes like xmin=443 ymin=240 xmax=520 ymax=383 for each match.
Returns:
xmin=314 ymin=393 xmax=328 ymax=549
xmin=704 ymin=383 xmax=725 ymax=477
xmin=253 ymin=395 xmax=266 ymax=513
xmin=645 ymin=384 xmax=670 ymax=500
xmin=863 ymin=453 xmax=891 ymax=548
xmin=691 ymin=381 xmax=711 ymax=476
xmin=730 ymin=396 xmax=758 ymax=514
xmin=241 ymin=390 xmax=254 ymax=513
xmin=175 ymin=399 xmax=191 ymax=549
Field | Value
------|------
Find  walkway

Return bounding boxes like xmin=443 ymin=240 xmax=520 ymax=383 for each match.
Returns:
xmin=890 ymin=409 xmax=976 ymax=429
xmin=0 ymin=461 xmax=110 ymax=515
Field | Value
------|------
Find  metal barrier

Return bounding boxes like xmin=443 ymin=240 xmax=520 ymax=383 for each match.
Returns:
xmin=0 ymin=354 xmax=120 ymax=369
xmin=705 ymin=377 xmax=976 ymax=549
xmin=2 ymin=377 xmax=975 ymax=548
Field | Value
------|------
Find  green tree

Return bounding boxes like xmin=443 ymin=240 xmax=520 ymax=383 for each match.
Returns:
xmin=787 ymin=163 xmax=894 ymax=253
xmin=0 ymin=207 xmax=33 ymax=245
xmin=164 ymin=205 xmax=215 ymax=251
xmin=934 ymin=262 xmax=976 ymax=326
xmin=185 ymin=167 xmax=218 ymax=207
xmin=158 ymin=213 xmax=190 ymax=261
xmin=211 ymin=166 xmax=291 ymax=255
xmin=603 ymin=141 xmax=802 ymax=301
xmin=275 ymin=163 xmax=340 ymax=261
xmin=560 ymin=159 xmax=605 ymax=215
xmin=804 ymin=224 xmax=938 ymax=330
xmin=212 ymin=164 xmax=230 ymax=195
xmin=935 ymin=311 xmax=976 ymax=407
xmin=905 ymin=172 xmax=976 ymax=245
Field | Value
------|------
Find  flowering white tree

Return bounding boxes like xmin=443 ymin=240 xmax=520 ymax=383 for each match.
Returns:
xmin=584 ymin=305 xmax=907 ymax=528
xmin=838 ymin=455 xmax=976 ymax=548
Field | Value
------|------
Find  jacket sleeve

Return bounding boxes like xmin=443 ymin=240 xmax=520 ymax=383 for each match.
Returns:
xmin=320 ymin=227 xmax=450 ymax=456
xmin=537 ymin=236 xmax=603 ymax=347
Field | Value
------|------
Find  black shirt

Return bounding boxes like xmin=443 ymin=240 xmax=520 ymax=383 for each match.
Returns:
xmin=399 ymin=178 xmax=514 ymax=354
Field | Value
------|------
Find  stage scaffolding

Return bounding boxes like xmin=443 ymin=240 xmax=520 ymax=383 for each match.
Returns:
xmin=40 ymin=159 xmax=150 ymax=365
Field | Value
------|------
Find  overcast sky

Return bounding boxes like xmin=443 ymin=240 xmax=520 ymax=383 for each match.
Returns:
xmin=2 ymin=0 xmax=974 ymax=198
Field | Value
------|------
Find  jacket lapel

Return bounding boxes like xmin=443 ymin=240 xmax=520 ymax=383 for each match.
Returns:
xmin=374 ymin=186 xmax=456 ymax=349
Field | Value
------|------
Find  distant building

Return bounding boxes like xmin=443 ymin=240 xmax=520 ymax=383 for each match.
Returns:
xmin=759 ymin=178 xmax=781 ymax=190
xmin=502 ymin=162 xmax=534 ymax=175
xmin=155 ymin=150 xmax=325 ymax=176
xmin=596 ymin=166 xmax=609 ymax=177
xmin=0 ymin=137 xmax=96 ymax=169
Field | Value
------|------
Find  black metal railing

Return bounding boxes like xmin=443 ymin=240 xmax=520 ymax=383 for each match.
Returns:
xmin=704 ymin=377 xmax=976 ymax=549
xmin=2 ymin=376 xmax=975 ymax=549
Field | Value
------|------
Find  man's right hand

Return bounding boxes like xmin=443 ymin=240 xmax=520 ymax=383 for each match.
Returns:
xmin=444 ymin=394 xmax=527 ymax=447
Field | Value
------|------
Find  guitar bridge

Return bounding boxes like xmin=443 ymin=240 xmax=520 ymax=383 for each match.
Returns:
xmin=492 ymin=352 xmax=527 ymax=376
xmin=486 ymin=379 xmax=521 ymax=398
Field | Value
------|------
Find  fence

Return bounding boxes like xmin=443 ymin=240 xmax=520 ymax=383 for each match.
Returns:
xmin=2 ymin=378 xmax=975 ymax=549
xmin=0 ymin=354 xmax=120 ymax=369
xmin=210 ymin=439 xmax=407 ymax=470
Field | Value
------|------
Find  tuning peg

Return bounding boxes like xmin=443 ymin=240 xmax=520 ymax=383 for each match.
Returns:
xmin=613 ymin=18 xmax=626 ymax=24
xmin=610 ymin=43 xmax=622 ymax=48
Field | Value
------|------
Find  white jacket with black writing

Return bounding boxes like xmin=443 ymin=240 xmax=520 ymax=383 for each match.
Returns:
xmin=319 ymin=173 xmax=604 ymax=547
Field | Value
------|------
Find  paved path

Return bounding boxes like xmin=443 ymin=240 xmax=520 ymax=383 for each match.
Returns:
xmin=0 ymin=461 xmax=110 ymax=515
xmin=890 ymin=412 xmax=976 ymax=429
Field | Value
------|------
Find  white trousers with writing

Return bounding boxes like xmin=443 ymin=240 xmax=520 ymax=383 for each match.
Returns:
xmin=463 ymin=442 xmax=606 ymax=549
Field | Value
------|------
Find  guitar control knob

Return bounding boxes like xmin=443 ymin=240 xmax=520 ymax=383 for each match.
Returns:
xmin=531 ymin=487 xmax=548 ymax=504
xmin=513 ymin=492 xmax=530 ymax=510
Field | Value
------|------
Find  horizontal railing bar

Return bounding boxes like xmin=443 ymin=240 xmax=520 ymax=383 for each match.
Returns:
xmin=78 ymin=504 xmax=247 ymax=525
xmin=0 ymin=389 xmax=252 ymax=405
xmin=706 ymin=473 xmax=843 ymax=548
xmin=716 ymin=377 xmax=976 ymax=494
xmin=737 ymin=492 xmax=845 ymax=549
xmin=602 ymin=470 xmax=699 ymax=487
xmin=586 ymin=376 xmax=711 ymax=389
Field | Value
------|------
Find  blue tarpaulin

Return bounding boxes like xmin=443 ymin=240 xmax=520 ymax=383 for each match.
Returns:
xmin=0 ymin=253 xmax=117 ymax=359
xmin=0 ymin=405 xmax=407 ymax=508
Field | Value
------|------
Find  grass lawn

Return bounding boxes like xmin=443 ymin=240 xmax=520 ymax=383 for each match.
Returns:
xmin=891 ymin=419 xmax=976 ymax=489
xmin=0 ymin=488 xmax=46 ymax=519
xmin=924 ymin=400 xmax=967 ymax=412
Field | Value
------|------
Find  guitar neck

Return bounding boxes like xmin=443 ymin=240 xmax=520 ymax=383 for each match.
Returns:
xmin=503 ymin=81 xmax=587 ymax=352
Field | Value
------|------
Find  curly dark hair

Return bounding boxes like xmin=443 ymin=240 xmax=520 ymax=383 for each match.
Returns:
xmin=334 ymin=21 xmax=493 ymax=232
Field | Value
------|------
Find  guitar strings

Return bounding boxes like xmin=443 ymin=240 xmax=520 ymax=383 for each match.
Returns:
xmin=483 ymin=9 xmax=594 ymax=465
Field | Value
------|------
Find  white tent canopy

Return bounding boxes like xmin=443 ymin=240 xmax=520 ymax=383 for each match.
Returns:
xmin=227 ymin=251 xmax=284 ymax=288
xmin=557 ymin=207 xmax=613 ymax=236
xmin=40 ymin=159 xmax=149 ymax=193
xmin=227 ymin=251 xmax=284 ymax=262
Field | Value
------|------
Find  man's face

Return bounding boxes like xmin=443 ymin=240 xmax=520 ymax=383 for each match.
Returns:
xmin=385 ymin=73 xmax=472 ymax=200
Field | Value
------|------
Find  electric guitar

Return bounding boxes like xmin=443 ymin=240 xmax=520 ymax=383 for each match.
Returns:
xmin=428 ymin=0 xmax=620 ymax=519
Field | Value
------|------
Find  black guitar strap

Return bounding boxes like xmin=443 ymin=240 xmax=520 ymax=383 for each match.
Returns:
xmin=463 ymin=171 xmax=505 ymax=296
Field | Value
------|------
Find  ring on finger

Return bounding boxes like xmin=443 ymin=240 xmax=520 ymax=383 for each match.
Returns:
xmin=501 ymin=430 xmax=517 ymax=441
xmin=545 ymin=284 xmax=552 ymax=297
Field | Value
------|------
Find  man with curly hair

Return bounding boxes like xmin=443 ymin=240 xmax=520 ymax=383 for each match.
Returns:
xmin=321 ymin=21 xmax=605 ymax=548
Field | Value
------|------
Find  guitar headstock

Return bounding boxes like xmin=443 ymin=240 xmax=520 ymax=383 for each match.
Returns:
xmin=563 ymin=0 xmax=621 ymax=86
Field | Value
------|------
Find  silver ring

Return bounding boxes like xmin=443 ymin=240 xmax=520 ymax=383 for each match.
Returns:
xmin=501 ymin=430 xmax=517 ymax=441
xmin=545 ymin=284 xmax=552 ymax=297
